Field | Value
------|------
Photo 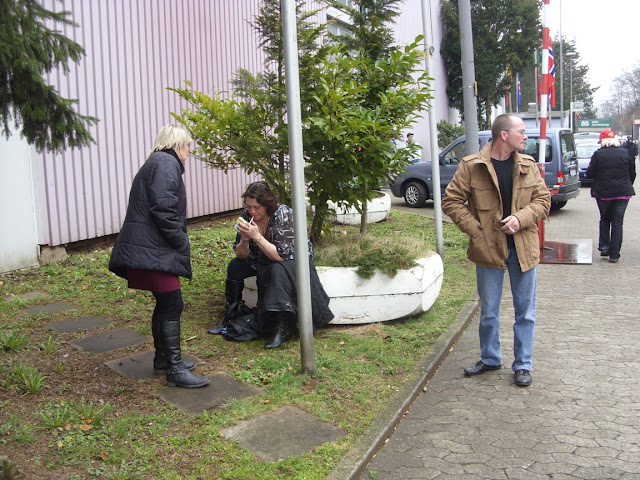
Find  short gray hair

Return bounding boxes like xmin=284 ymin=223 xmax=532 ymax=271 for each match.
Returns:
xmin=150 ymin=125 xmax=192 ymax=155
xmin=491 ymin=113 xmax=520 ymax=140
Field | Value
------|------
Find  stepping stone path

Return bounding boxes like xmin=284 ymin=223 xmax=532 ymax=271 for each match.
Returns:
xmin=105 ymin=350 xmax=199 ymax=380
xmin=220 ymin=405 xmax=346 ymax=462
xmin=157 ymin=373 xmax=264 ymax=416
xmin=24 ymin=300 xmax=76 ymax=316
xmin=16 ymin=293 xmax=345 ymax=460
xmin=46 ymin=315 xmax=112 ymax=333
xmin=69 ymin=327 xmax=149 ymax=353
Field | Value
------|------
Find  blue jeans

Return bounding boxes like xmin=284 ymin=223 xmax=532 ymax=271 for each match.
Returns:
xmin=596 ymin=198 xmax=629 ymax=259
xmin=475 ymin=247 xmax=537 ymax=371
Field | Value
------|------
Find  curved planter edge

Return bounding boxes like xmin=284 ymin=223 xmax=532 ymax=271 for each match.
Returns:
xmin=242 ymin=251 xmax=444 ymax=325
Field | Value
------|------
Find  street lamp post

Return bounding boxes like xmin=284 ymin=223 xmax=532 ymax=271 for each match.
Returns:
xmin=566 ymin=51 xmax=576 ymax=131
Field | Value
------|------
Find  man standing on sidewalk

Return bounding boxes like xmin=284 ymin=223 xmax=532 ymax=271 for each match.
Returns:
xmin=442 ymin=114 xmax=551 ymax=387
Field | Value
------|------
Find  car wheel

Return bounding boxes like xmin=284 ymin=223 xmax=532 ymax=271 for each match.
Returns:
xmin=403 ymin=181 xmax=427 ymax=208
xmin=551 ymin=200 xmax=567 ymax=211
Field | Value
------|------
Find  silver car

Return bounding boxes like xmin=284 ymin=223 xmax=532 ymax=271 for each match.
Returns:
xmin=575 ymin=137 xmax=600 ymax=186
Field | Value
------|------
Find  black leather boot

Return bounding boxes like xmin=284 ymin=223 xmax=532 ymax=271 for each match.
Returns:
xmin=264 ymin=314 xmax=289 ymax=349
xmin=225 ymin=278 xmax=245 ymax=307
xmin=208 ymin=278 xmax=245 ymax=335
xmin=163 ymin=320 xmax=209 ymax=388
xmin=152 ymin=310 xmax=195 ymax=374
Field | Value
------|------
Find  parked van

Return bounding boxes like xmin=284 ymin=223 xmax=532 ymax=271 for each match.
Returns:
xmin=390 ymin=128 xmax=580 ymax=210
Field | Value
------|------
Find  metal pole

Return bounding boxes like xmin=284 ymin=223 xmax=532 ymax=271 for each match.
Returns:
xmin=281 ymin=0 xmax=314 ymax=372
xmin=569 ymin=62 xmax=573 ymax=131
xmin=559 ymin=0 xmax=564 ymax=126
xmin=458 ymin=0 xmax=479 ymax=155
xmin=420 ymin=0 xmax=443 ymax=259
xmin=539 ymin=0 xmax=551 ymax=167
xmin=566 ymin=51 xmax=575 ymax=131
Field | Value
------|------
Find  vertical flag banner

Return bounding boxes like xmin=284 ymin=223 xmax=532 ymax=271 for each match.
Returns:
xmin=505 ymin=67 xmax=511 ymax=109
xmin=538 ymin=0 xmax=552 ymax=248
xmin=517 ymin=73 xmax=522 ymax=113
xmin=548 ymin=46 xmax=556 ymax=108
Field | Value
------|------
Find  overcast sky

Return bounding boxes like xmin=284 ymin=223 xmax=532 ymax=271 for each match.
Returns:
xmin=547 ymin=0 xmax=640 ymax=110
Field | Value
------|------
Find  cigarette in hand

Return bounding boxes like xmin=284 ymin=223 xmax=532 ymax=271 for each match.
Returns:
xmin=508 ymin=226 xmax=514 ymax=233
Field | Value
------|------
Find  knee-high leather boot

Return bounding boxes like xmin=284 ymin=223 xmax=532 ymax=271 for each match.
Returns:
xmin=208 ymin=278 xmax=245 ymax=335
xmin=163 ymin=319 xmax=210 ymax=388
xmin=225 ymin=278 xmax=245 ymax=308
xmin=155 ymin=290 xmax=209 ymax=388
xmin=152 ymin=310 xmax=195 ymax=374
xmin=264 ymin=314 xmax=289 ymax=349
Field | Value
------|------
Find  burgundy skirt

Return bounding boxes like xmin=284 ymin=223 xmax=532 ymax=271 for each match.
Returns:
xmin=127 ymin=269 xmax=180 ymax=292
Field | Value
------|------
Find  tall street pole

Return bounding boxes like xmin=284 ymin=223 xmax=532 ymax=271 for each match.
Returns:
xmin=559 ymin=0 xmax=564 ymax=126
xmin=281 ymin=0 xmax=314 ymax=372
xmin=420 ymin=0 xmax=443 ymax=259
xmin=566 ymin=51 xmax=576 ymax=131
xmin=458 ymin=0 xmax=479 ymax=155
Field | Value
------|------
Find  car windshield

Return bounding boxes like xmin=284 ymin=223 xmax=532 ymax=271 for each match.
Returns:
xmin=576 ymin=143 xmax=599 ymax=158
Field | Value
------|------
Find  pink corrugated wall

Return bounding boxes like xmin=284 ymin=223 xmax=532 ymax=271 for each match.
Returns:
xmin=38 ymin=0 xmax=265 ymax=246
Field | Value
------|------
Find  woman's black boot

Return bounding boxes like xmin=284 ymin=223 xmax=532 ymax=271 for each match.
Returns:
xmin=154 ymin=290 xmax=209 ymax=388
xmin=264 ymin=315 xmax=289 ymax=349
xmin=152 ymin=310 xmax=195 ymax=374
xmin=208 ymin=278 xmax=245 ymax=335
xmin=225 ymin=278 xmax=245 ymax=308
xmin=163 ymin=319 xmax=210 ymax=388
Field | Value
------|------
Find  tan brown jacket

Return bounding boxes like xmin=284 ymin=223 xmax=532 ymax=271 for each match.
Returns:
xmin=442 ymin=141 xmax=551 ymax=272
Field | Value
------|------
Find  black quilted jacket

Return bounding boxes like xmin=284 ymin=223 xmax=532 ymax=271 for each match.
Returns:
xmin=109 ymin=150 xmax=192 ymax=279
xmin=586 ymin=146 xmax=636 ymax=199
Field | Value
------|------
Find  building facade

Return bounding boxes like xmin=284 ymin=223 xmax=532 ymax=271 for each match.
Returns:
xmin=0 ymin=0 xmax=451 ymax=272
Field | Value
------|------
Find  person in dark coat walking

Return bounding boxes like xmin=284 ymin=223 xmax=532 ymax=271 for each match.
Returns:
xmin=622 ymin=135 xmax=638 ymax=161
xmin=213 ymin=181 xmax=333 ymax=349
xmin=587 ymin=129 xmax=636 ymax=263
xmin=109 ymin=125 xmax=209 ymax=388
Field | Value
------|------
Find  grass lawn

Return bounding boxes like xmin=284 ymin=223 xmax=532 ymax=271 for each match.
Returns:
xmin=0 ymin=210 xmax=474 ymax=480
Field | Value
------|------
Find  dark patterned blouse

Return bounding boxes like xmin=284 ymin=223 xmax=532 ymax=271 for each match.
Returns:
xmin=234 ymin=204 xmax=314 ymax=269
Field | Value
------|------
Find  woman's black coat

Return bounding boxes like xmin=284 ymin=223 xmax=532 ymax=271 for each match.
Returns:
xmin=109 ymin=150 xmax=192 ymax=279
xmin=586 ymin=146 xmax=636 ymax=199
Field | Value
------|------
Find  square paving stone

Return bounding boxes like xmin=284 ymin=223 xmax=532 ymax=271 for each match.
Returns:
xmin=69 ymin=327 xmax=149 ymax=353
xmin=105 ymin=350 xmax=200 ymax=380
xmin=220 ymin=405 xmax=346 ymax=462
xmin=45 ymin=315 xmax=113 ymax=333
xmin=4 ymin=291 xmax=51 ymax=303
xmin=24 ymin=301 xmax=77 ymax=316
xmin=157 ymin=373 xmax=262 ymax=416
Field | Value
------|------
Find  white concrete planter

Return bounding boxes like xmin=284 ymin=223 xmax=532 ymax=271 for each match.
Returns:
xmin=242 ymin=251 xmax=443 ymax=325
xmin=307 ymin=191 xmax=392 ymax=226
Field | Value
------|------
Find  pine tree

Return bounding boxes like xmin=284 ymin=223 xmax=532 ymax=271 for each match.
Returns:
xmin=0 ymin=0 xmax=97 ymax=153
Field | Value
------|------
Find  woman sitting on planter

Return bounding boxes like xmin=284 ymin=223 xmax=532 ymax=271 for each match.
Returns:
xmin=221 ymin=181 xmax=334 ymax=348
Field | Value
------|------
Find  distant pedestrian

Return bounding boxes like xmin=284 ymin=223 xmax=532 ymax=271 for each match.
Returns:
xmin=109 ymin=125 xmax=210 ymax=388
xmin=586 ymin=129 xmax=636 ymax=263
xmin=442 ymin=113 xmax=551 ymax=387
xmin=406 ymin=132 xmax=414 ymax=145
xmin=622 ymin=135 xmax=638 ymax=161
xmin=392 ymin=134 xmax=406 ymax=151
